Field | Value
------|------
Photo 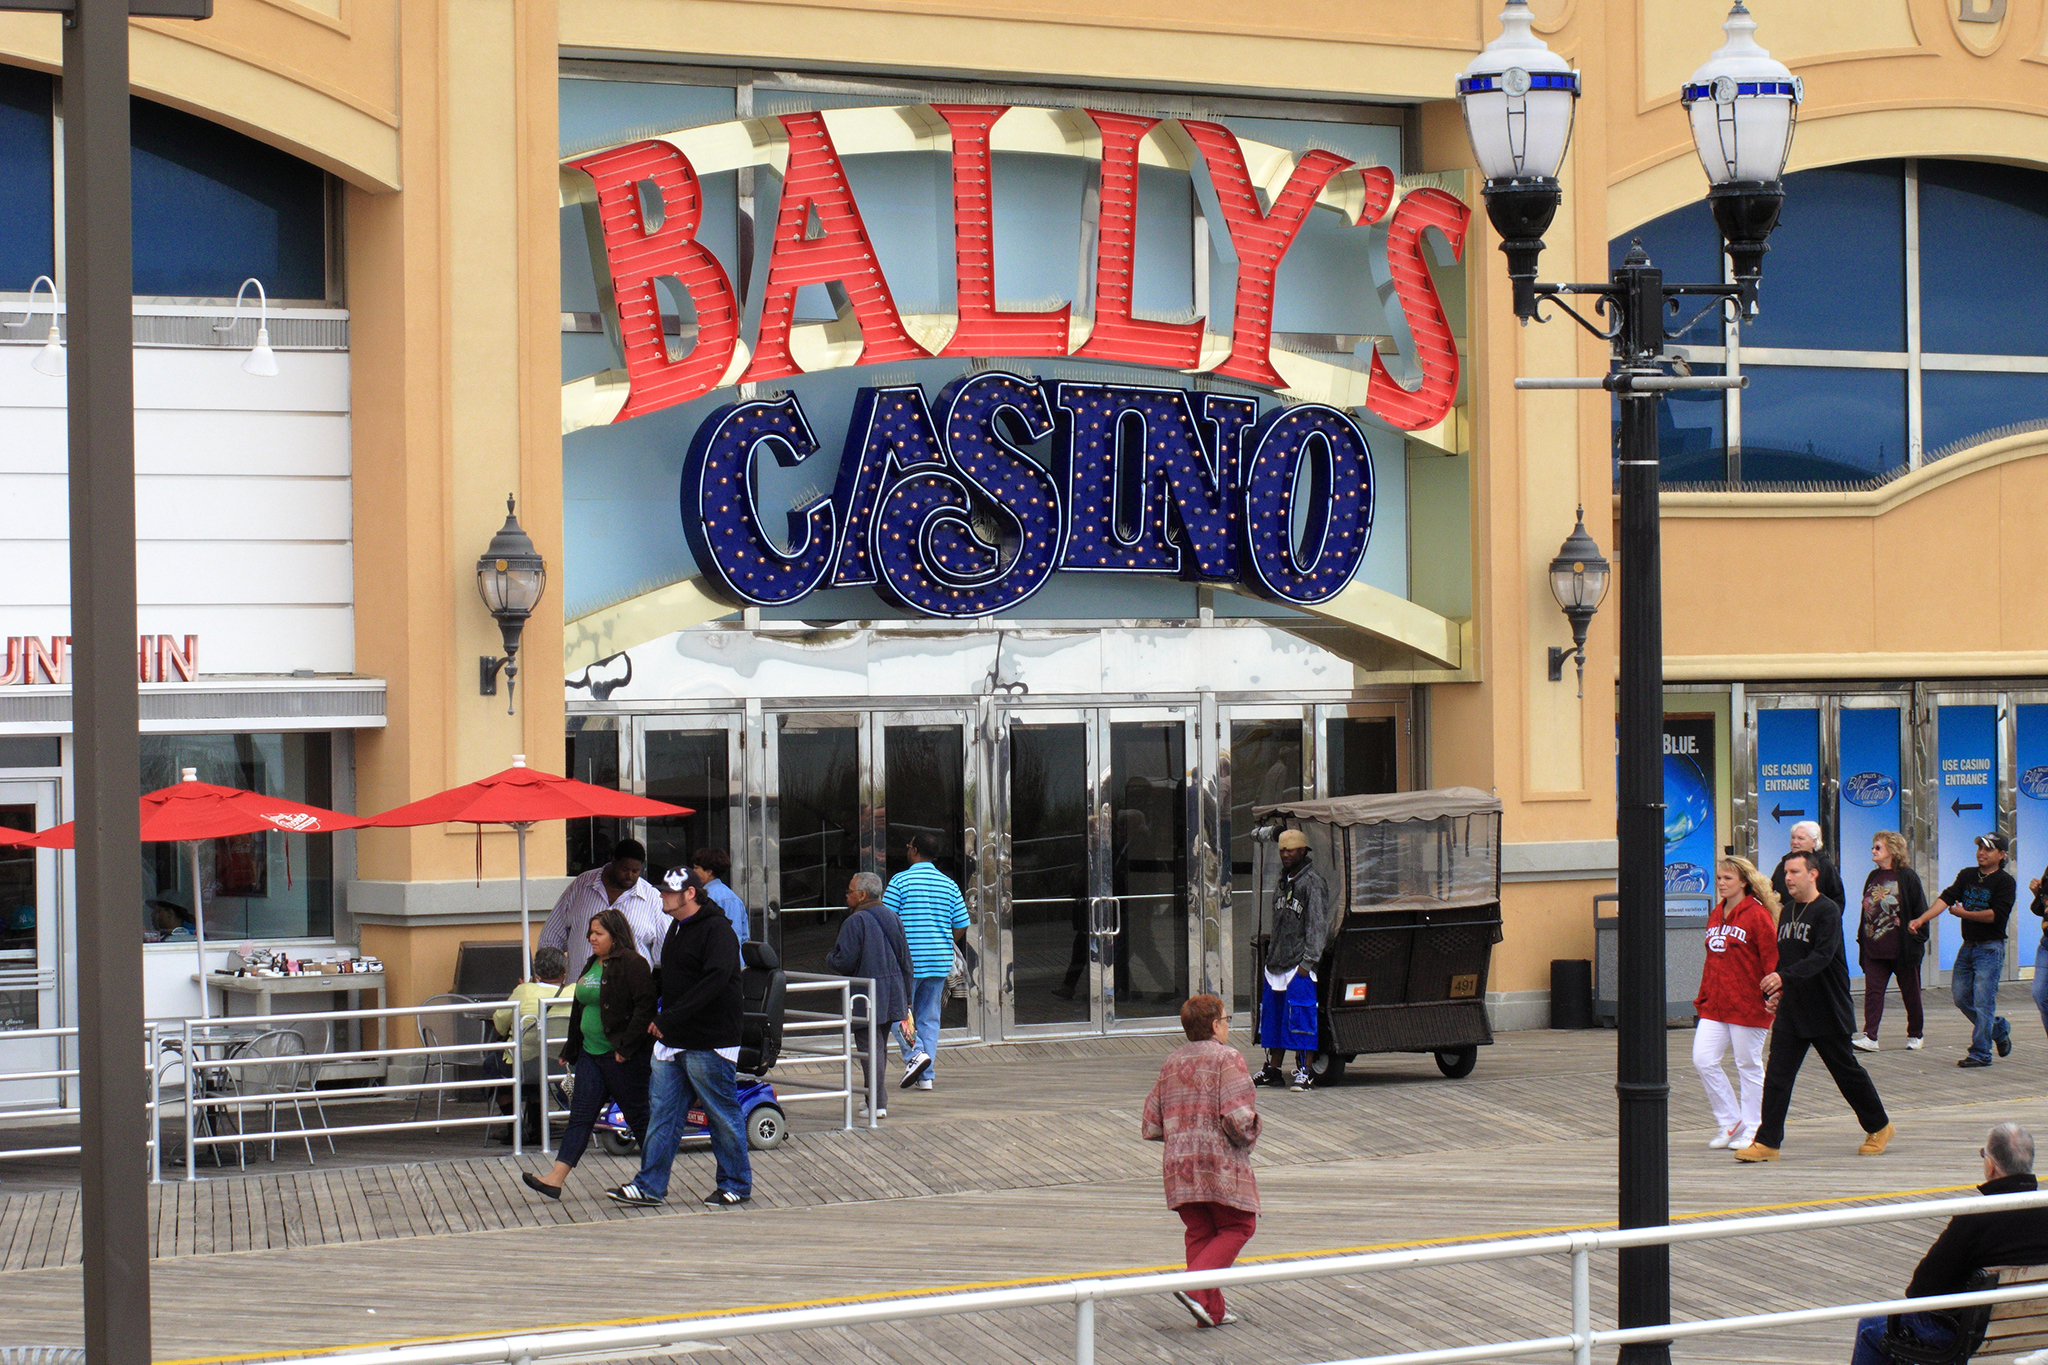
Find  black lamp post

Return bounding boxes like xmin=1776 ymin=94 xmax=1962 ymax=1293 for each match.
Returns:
xmin=476 ymin=496 xmax=548 ymax=715
xmin=1456 ymin=4 xmax=1799 ymax=1362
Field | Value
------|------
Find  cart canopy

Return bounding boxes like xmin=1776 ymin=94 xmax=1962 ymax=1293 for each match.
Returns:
xmin=1255 ymin=786 xmax=1503 ymax=922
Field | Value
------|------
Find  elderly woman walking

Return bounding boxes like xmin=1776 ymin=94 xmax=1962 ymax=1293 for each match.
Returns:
xmin=1143 ymin=994 xmax=1261 ymax=1330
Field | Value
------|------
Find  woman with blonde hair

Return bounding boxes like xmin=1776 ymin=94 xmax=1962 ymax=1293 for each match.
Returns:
xmin=1694 ymin=856 xmax=1780 ymax=1149
xmin=1853 ymin=829 xmax=1929 ymax=1052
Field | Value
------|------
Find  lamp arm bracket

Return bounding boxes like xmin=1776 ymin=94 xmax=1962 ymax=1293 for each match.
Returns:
xmin=1528 ymin=285 xmax=1623 ymax=341
xmin=1662 ymin=292 xmax=1739 ymax=341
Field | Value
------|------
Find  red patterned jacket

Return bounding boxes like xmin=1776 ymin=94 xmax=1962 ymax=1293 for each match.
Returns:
xmin=1694 ymin=895 xmax=1779 ymax=1029
xmin=1141 ymin=1039 xmax=1262 ymax=1212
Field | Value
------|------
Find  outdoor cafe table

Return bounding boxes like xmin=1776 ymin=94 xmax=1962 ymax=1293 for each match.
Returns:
xmin=199 ymin=971 xmax=389 ymax=1080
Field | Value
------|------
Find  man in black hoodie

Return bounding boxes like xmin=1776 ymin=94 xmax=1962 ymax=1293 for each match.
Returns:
xmin=607 ymin=868 xmax=750 ymax=1208
xmin=1736 ymin=849 xmax=1894 ymax=1162
xmin=1850 ymin=1123 xmax=2048 ymax=1365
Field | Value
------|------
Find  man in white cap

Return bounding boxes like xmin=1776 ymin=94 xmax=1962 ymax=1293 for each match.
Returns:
xmin=1257 ymin=828 xmax=1330 ymax=1091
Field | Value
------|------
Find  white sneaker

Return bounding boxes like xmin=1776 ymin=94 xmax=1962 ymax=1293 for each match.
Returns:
xmin=1709 ymin=1127 xmax=1738 ymax=1150
xmin=1852 ymin=1033 xmax=1880 ymax=1053
xmin=857 ymin=1104 xmax=886 ymax=1119
xmin=1906 ymin=1036 xmax=1925 ymax=1050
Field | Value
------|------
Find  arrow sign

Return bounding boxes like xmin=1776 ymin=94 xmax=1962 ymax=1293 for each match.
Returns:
xmin=1952 ymin=798 xmax=1984 ymax=816
xmin=1771 ymin=805 xmax=1806 ymax=822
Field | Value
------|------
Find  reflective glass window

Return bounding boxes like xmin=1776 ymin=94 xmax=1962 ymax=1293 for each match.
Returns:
xmin=564 ymin=724 xmax=622 ymax=878
xmin=0 ymin=64 xmax=52 ymax=287
xmin=132 ymin=98 xmax=327 ymax=299
xmin=1739 ymin=162 xmax=1904 ymax=352
xmin=1740 ymin=365 xmax=1908 ymax=482
xmin=1922 ymin=370 xmax=2048 ymax=458
xmin=1920 ymin=160 xmax=2048 ymax=356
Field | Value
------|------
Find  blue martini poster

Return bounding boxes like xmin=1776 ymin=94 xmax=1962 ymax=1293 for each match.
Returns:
xmin=2018 ymin=705 xmax=2048 ymax=890
xmin=1756 ymin=707 xmax=1820 ymax=880
xmin=1936 ymin=704 xmax=1999 ymax=970
xmin=1836 ymin=707 xmax=1903 ymax=968
xmin=1663 ymin=715 xmax=1716 ymax=897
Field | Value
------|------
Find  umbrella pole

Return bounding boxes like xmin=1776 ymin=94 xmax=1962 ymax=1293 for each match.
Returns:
xmin=517 ymin=823 xmax=531 ymax=982
xmin=190 ymin=841 xmax=210 ymax=1020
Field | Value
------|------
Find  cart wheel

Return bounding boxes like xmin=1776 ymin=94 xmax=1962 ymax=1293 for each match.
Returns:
xmin=598 ymin=1129 xmax=638 ymax=1157
xmin=748 ymin=1105 xmax=787 ymax=1151
xmin=1434 ymin=1047 xmax=1478 ymax=1079
xmin=1307 ymin=1051 xmax=1347 ymax=1087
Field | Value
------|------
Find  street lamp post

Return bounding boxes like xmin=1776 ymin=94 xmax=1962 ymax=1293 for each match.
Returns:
xmin=1456 ymin=5 xmax=1800 ymax=1362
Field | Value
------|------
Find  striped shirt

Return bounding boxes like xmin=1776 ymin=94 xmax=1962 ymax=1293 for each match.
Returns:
xmin=884 ymin=860 xmax=969 ymax=978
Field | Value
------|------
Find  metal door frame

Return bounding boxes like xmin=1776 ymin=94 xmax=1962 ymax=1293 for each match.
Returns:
xmin=1218 ymin=704 xmax=1314 ymax=1018
xmin=869 ymin=708 xmax=981 ymax=1041
xmin=994 ymin=707 xmax=1104 ymax=1038
xmin=0 ymin=776 xmax=63 ymax=1111
xmin=1313 ymin=698 xmax=1414 ymax=795
xmin=627 ymin=712 xmax=749 ymax=900
xmin=1097 ymin=705 xmax=1200 ymax=1034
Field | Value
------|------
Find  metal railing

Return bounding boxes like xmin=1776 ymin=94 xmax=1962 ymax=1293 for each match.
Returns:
xmin=0 ymin=1023 xmax=170 ymax=1179
xmin=240 ymin=1187 xmax=2048 ymax=1365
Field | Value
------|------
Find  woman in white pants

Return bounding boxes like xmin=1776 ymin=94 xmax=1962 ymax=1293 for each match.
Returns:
xmin=1693 ymin=857 xmax=1781 ymax=1149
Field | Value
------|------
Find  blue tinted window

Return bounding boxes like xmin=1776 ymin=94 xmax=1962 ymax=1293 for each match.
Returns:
xmin=1611 ymin=367 xmax=1728 ymax=485
xmin=1740 ymin=365 xmax=1907 ymax=482
xmin=0 ymin=64 xmax=52 ymax=287
xmin=1923 ymin=370 xmax=2048 ymax=457
xmin=1610 ymin=198 xmax=1722 ymax=345
xmin=1741 ymin=162 xmax=1904 ymax=351
xmin=132 ymin=98 xmax=326 ymax=300
xmin=1920 ymin=160 xmax=2048 ymax=356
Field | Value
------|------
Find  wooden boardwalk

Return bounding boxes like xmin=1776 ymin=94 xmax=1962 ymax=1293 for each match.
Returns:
xmin=3 ymin=1010 xmax=2046 ymax=1364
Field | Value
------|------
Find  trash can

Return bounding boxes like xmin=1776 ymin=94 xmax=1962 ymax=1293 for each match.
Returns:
xmin=1550 ymin=959 xmax=1593 ymax=1029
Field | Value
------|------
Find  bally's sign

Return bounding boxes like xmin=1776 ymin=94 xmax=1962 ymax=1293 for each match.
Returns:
xmin=560 ymin=104 xmax=1469 ymax=619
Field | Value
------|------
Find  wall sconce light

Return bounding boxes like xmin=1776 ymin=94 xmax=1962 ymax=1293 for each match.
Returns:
xmin=477 ymin=495 xmax=547 ymax=715
xmin=6 ymin=276 xmax=66 ymax=377
xmin=213 ymin=277 xmax=278 ymax=376
xmin=1547 ymin=506 xmax=1610 ymax=697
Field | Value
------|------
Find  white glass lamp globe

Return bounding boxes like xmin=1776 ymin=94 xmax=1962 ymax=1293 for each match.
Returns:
xmin=1455 ymin=0 xmax=1580 ymax=184
xmin=1682 ymin=2 xmax=1801 ymax=186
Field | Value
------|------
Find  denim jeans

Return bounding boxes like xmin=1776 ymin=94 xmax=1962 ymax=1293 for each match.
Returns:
xmin=892 ymin=976 xmax=946 ymax=1082
xmin=2033 ymin=938 xmax=2048 ymax=1039
xmin=1852 ymin=1312 xmax=1953 ymax=1365
xmin=1951 ymin=940 xmax=2007 ymax=1063
xmin=632 ymin=1049 xmax=751 ymax=1200
xmin=557 ymin=1051 xmax=649 ymax=1170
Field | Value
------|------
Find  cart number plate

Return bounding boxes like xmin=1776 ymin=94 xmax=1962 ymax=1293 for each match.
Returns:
xmin=1448 ymin=974 xmax=1479 ymax=999
xmin=1343 ymin=983 xmax=1368 ymax=1004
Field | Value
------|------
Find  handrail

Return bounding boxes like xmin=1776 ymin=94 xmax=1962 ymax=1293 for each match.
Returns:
xmin=239 ymin=1188 xmax=2048 ymax=1365
xmin=0 ymin=1023 xmax=169 ymax=1179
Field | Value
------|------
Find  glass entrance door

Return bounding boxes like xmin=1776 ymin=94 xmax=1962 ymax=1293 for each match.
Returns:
xmin=875 ymin=715 xmax=975 ymax=1033
xmin=770 ymin=714 xmax=863 ymax=978
xmin=0 ymin=778 xmax=61 ymax=1110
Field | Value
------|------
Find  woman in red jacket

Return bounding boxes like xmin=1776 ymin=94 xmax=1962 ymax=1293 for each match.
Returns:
xmin=1694 ymin=856 xmax=1781 ymax=1150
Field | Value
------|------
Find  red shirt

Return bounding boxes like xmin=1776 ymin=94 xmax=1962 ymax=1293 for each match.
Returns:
xmin=1694 ymin=895 xmax=1780 ymax=1028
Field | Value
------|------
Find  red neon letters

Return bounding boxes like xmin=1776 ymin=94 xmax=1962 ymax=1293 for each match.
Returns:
xmin=743 ymin=112 xmax=934 ymax=382
xmin=1364 ymin=187 xmax=1470 ymax=432
xmin=569 ymin=140 xmax=740 ymax=420
xmin=1073 ymin=112 xmax=1206 ymax=370
xmin=1181 ymin=121 xmax=1362 ymax=388
xmin=933 ymin=105 xmax=1070 ymax=358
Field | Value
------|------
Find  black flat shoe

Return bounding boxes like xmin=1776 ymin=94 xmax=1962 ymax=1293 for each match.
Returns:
xmin=522 ymin=1172 xmax=563 ymax=1199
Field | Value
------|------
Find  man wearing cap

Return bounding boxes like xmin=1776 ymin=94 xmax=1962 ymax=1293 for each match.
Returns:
xmin=1257 ymin=829 xmax=1330 ymax=1092
xmin=1938 ymin=834 xmax=2018 ymax=1069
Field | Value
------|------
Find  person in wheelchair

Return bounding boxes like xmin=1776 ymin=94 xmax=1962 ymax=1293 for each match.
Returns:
xmin=489 ymin=946 xmax=570 ymax=1145
xmin=1852 ymin=1123 xmax=2048 ymax=1364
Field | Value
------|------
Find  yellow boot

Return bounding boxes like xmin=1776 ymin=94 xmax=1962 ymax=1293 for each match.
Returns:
xmin=1733 ymin=1141 xmax=1780 ymax=1162
xmin=1859 ymin=1123 xmax=1897 ymax=1156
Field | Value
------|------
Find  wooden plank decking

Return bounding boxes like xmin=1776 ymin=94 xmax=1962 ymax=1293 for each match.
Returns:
xmin=2 ymin=1011 xmax=2044 ymax=1364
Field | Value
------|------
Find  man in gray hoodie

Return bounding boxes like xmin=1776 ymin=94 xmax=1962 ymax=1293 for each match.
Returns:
xmin=826 ymin=871 xmax=915 ymax=1119
xmin=1257 ymin=829 xmax=1330 ymax=1092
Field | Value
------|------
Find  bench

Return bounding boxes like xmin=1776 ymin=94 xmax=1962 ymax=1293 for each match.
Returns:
xmin=1888 ymin=1264 xmax=2048 ymax=1364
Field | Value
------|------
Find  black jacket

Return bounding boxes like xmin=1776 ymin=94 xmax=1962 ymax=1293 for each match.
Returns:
xmin=652 ymin=908 xmax=744 ymax=1051
xmin=1907 ymin=1173 xmax=2048 ymax=1298
xmin=560 ymin=950 xmax=657 ymax=1063
xmin=1772 ymin=850 xmax=1845 ymax=911
xmin=1774 ymin=893 xmax=1856 ymax=1039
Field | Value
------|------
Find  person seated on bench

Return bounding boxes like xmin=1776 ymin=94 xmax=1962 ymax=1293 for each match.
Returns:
xmin=1853 ymin=1123 xmax=2048 ymax=1364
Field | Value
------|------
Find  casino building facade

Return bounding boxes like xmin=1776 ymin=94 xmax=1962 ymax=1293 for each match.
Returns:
xmin=2 ymin=0 xmax=2046 ymax=1070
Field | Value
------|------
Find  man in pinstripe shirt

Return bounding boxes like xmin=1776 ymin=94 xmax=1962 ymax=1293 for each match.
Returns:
xmin=884 ymin=831 xmax=968 ymax=1091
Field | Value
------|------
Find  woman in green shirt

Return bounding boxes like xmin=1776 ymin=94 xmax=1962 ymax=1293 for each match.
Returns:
xmin=521 ymin=907 xmax=656 ymax=1199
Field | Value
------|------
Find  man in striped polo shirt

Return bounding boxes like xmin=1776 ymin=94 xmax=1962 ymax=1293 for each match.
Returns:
xmin=884 ymin=831 xmax=969 ymax=1091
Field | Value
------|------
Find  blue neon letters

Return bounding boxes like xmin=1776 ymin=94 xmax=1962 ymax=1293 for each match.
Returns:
xmin=683 ymin=371 xmax=1375 ymax=618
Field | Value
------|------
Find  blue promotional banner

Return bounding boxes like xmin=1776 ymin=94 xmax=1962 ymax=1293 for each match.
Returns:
xmin=1936 ymin=704 xmax=2000 ymax=970
xmin=1836 ymin=707 xmax=1903 ymax=968
xmin=2018 ymin=705 xmax=2048 ymax=904
xmin=1664 ymin=715 xmax=1717 ymax=897
xmin=1755 ymin=707 xmax=1820 ymax=881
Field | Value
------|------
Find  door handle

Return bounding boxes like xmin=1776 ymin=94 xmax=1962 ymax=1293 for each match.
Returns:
xmin=1092 ymin=896 xmax=1121 ymax=937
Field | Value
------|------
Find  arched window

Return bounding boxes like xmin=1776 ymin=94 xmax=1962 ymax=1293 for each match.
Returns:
xmin=0 ymin=63 xmax=331 ymax=303
xmin=1613 ymin=158 xmax=2048 ymax=486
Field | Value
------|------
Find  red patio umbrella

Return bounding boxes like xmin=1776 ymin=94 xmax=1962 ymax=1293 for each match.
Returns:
xmin=362 ymin=755 xmax=693 ymax=978
xmin=29 ymin=769 xmax=371 ymax=1016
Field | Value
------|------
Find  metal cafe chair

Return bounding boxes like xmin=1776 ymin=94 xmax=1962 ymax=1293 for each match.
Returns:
xmin=411 ymin=993 xmax=499 ymax=1137
xmin=223 ymin=1028 xmax=323 ymax=1166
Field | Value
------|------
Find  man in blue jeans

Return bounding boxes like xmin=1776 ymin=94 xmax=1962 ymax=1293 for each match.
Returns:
xmin=1851 ymin=1123 xmax=2048 ymax=1364
xmin=606 ymin=868 xmax=751 ymax=1208
xmin=1940 ymin=834 xmax=2018 ymax=1069
xmin=885 ymin=832 xmax=968 ymax=1091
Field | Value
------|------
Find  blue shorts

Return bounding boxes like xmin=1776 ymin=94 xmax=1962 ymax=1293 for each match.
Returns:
xmin=1259 ymin=973 xmax=1319 ymax=1052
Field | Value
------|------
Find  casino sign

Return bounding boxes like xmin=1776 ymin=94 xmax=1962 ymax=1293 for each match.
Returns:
xmin=560 ymin=104 xmax=1469 ymax=620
